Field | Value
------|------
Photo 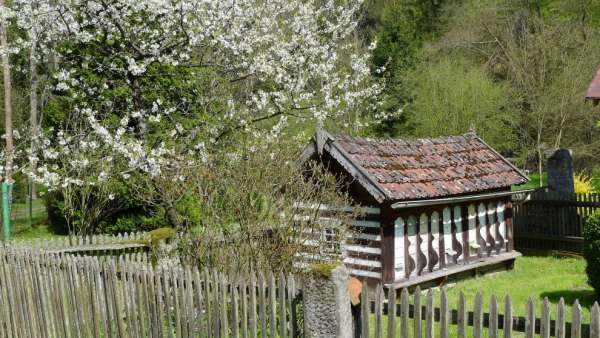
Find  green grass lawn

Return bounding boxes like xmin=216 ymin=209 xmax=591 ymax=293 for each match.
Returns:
xmin=512 ymin=172 xmax=546 ymax=191
xmin=440 ymin=255 xmax=594 ymax=319
xmin=370 ymin=255 xmax=594 ymax=337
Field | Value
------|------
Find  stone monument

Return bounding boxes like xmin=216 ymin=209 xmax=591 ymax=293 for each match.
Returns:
xmin=545 ymin=148 xmax=574 ymax=194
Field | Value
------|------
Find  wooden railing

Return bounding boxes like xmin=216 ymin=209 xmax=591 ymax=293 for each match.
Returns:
xmin=394 ymin=200 xmax=513 ymax=283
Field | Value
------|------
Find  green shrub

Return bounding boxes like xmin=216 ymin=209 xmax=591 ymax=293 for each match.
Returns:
xmin=584 ymin=210 xmax=600 ymax=298
xmin=44 ymin=191 xmax=69 ymax=235
xmin=44 ymin=185 xmax=167 ymax=235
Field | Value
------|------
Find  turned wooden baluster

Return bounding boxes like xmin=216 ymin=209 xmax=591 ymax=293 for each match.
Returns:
xmin=428 ymin=211 xmax=440 ymax=272
xmin=405 ymin=215 xmax=417 ymax=278
xmin=417 ymin=214 xmax=428 ymax=275
xmin=451 ymin=206 xmax=463 ymax=263
xmin=395 ymin=217 xmax=406 ymax=280
xmin=478 ymin=203 xmax=489 ymax=256
xmin=485 ymin=202 xmax=496 ymax=257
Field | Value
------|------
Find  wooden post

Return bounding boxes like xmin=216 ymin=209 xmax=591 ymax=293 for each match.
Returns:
xmin=461 ymin=205 xmax=470 ymax=262
xmin=505 ymin=200 xmax=514 ymax=252
xmin=380 ymin=204 xmax=395 ymax=284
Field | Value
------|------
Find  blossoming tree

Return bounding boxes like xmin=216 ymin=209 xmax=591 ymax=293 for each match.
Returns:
xmin=3 ymin=0 xmax=388 ymax=233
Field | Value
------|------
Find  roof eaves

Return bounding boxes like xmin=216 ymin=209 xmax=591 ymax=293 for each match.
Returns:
xmin=327 ymin=137 xmax=391 ymax=203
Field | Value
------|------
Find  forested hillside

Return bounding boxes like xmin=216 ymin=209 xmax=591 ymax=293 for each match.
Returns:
xmin=364 ymin=0 xmax=600 ymax=175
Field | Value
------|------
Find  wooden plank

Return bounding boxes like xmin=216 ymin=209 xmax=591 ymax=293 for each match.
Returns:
xmin=278 ymin=273 xmax=287 ymax=338
xmin=504 ymin=296 xmax=512 ymax=338
xmin=241 ymin=276 xmax=249 ymax=338
xmin=414 ymin=286 xmax=422 ymax=338
xmin=268 ymin=273 xmax=276 ymax=338
xmin=375 ymin=284 xmax=383 ymax=338
xmin=526 ymin=297 xmax=535 ymax=338
xmin=540 ymin=297 xmax=550 ymax=338
xmin=556 ymin=298 xmax=565 ymax=338
xmin=250 ymin=273 xmax=258 ymax=338
xmin=204 ymin=269 xmax=213 ymax=338
xmin=387 ymin=287 xmax=396 ymax=338
xmin=221 ymin=273 xmax=229 ymax=338
xmin=457 ymin=292 xmax=466 ymax=338
xmin=474 ymin=292 xmax=483 ymax=338
xmin=592 ymin=302 xmax=600 ymax=338
xmin=258 ymin=272 xmax=267 ymax=338
xmin=440 ymin=288 xmax=448 ymax=338
xmin=361 ymin=283 xmax=370 ymax=338
xmin=572 ymin=300 xmax=582 ymax=338
xmin=287 ymin=275 xmax=297 ymax=338
xmin=489 ymin=295 xmax=498 ymax=338
xmin=232 ymin=276 xmax=240 ymax=338
xmin=425 ymin=289 xmax=434 ymax=338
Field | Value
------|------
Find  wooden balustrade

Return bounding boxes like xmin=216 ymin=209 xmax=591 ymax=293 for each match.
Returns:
xmin=394 ymin=200 xmax=512 ymax=282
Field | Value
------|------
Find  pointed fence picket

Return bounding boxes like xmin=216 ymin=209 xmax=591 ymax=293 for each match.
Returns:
xmin=356 ymin=285 xmax=600 ymax=338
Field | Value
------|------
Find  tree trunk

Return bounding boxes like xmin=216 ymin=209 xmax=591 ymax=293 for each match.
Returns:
xmin=166 ymin=206 xmax=183 ymax=228
xmin=29 ymin=41 xmax=38 ymax=199
xmin=0 ymin=0 xmax=13 ymax=185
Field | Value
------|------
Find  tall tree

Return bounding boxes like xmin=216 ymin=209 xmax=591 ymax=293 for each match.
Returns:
xmin=0 ymin=0 xmax=13 ymax=185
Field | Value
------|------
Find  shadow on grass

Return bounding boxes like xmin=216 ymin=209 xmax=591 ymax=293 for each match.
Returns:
xmin=540 ymin=289 xmax=597 ymax=308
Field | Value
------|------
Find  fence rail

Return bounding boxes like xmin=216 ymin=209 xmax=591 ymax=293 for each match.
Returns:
xmin=357 ymin=285 xmax=600 ymax=338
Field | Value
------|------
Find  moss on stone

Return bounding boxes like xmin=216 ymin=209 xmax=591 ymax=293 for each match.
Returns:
xmin=309 ymin=262 xmax=338 ymax=279
xmin=149 ymin=227 xmax=177 ymax=242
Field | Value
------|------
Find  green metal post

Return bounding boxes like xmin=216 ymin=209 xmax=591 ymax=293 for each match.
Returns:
xmin=28 ymin=180 xmax=33 ymax=228
xmin=2 ymin=182 xmax=11 ymax=241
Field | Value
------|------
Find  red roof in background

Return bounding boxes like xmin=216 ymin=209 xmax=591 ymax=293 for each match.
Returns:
xmin=333 ymin=133 xmax=528 ymax=201
xmin=586 ymin=66 xmax=600 ymax=101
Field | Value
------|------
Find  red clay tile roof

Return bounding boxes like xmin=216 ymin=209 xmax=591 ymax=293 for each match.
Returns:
xmin=332 ymin=133 xmax=528 ymax=201
xmin=586 ymin=66 xmax=600 ymax=101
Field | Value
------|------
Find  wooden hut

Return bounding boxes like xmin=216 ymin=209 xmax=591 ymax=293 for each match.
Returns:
xmin=299 ymin=129 xmax=529 ymax=287
xmin=586 ymin=66 xmax=600 ymax=105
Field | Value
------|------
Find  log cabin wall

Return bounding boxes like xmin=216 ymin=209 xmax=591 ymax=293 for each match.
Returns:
xmin=293 ymin=203 xmax=384 ymax=280
xmin=390 ymin=197 xmax=514 ymax=283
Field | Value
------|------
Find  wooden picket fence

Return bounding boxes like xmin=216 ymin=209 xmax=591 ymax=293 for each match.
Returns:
xmin=513 ymin=191 xmax=600 ymax=252
xmin=356 ymin=285 xmax=600 ymax=338
xmin=0 ymin=250 xmax=300 ymax=338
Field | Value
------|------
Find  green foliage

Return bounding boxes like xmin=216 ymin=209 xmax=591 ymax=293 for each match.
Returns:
xmin=405 ymin=58 xmax=517 ymax=150
xmin=44 ymin=191 xmax=69 ymax=235
xmin=368 ymin=0 xmax=442 ymax=136
xmin=44 ymin=181 xmax=167 ymax=235
xmin=584 ymin=210 xmax=600 ymax=298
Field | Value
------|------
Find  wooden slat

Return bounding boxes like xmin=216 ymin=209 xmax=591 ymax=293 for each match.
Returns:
xmin=414 ymin=286 xmax=422 ymax=338
xmin=457 ymin=292 xmax=466 ymax=338
xmin=440 ymin=288 xmax=448 ymax=338
xmin=474 ymin=292 xmax=483 ymax=338
xmin=541 ymin=297 xmax=550 ymax=338
xmin=361 ymin=283 xmax=370 ymax=338
xmin=489 ymin=295 xmax=498 ymax=338
xmin=556 ymin=298 xmax=565 ymax=338
xmin=592 ymin=302 xmax=600 ymax=338
xmin=387 ymin=287 xmax=396 ymax=338
xmin=526 ymin=297 xmax=535 ymax=338
xmin=504 ymin=295 xmax=512 ymax=338
xmin=400 ymin=288 xmax=409 ymax=338
xmin=425 ymin=289 xmax=434 ymax=338
xmin=572 ymin=300 xmax=582 ymax=338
